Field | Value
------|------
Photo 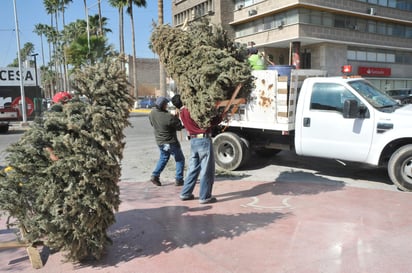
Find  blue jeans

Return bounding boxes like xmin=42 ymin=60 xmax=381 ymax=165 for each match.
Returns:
xmin=181 ymin=137 xmax=215 ymax=200
xmin=152 ymin=143 xmax=185 ymax=181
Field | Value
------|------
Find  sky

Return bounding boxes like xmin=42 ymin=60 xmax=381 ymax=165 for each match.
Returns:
xmin=0 ymin=0 xmax=172 ymax=67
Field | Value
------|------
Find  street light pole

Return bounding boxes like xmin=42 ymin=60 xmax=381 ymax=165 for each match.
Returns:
xmin=31 ymin=53 xmax=39 ymax=87
xmin=13 ymin=0 xmax=27 ymax=124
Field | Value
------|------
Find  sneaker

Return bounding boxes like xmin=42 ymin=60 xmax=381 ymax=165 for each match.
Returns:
xmin=180 ymin=194 xmax=195 ymax=201
xmin=150 ymin=176 xmax=161 ymax=186
xmin=175 ymin=179 xmax=184 ymax=186
xmin=199 ymin=197 xmax=217 ymax=204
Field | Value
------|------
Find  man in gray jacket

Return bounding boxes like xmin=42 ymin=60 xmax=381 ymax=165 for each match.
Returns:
xmin=149 ymin=96 xmax=185 ymax=186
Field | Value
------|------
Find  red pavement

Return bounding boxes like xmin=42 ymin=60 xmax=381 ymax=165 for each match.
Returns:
xmin=1 ymin=179 xmax=411 ymax=273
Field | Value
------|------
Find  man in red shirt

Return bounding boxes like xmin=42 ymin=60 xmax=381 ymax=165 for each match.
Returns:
xmin=172 ymin=95 xmax=221 ymax=204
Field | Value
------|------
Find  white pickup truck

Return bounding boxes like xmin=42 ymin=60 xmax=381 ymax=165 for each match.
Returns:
xmin=213 ymin=68 xmax=412 ymax=192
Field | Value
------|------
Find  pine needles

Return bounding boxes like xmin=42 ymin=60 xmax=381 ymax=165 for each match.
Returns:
xmin=150 ymin=20 xmax=254 ymax=129
xmin=0 ymin=56 xmax=134 ymax=261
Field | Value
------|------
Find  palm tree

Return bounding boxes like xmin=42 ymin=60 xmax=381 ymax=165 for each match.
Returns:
xmin=97 ymin=0 xmax=103 ymax=36
xmin=88 ymin=14 xmax=111 ymax=36
xmin=65 ymin=34 xmax=112 ymax=68
xmin=33 ymin=24 xmax=47 ymax=67
xmin=158 ymin=0 xmax=166 ymax=97
xmin=108 ymin=0 xmax=125 ymax=56
xmin=83 ymin=0 xmax=89 ymax=51
xmin=8 ymin=42 xmax=35 ymax=67
xmin=108 ymin=0 xmax=126 ymax=72
xmin=63 ymin=16 xmax=113 ymax=67
xmin=57 ymin=0 xmax=73 ymax=91
xmin=34 ymin=24 xmax=56 ymax=97
xmin=43 ymin=0 xmax=62 ymax=93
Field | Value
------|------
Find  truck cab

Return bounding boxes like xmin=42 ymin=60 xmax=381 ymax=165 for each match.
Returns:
xmin=295 ymin=76 xmax=412 ymax=191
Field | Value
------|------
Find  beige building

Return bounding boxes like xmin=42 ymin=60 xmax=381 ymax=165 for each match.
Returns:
xmin=127 ymin=56 xmax=161 ymax=97
xmin=172 ymin=0 xmax=412 ymax=91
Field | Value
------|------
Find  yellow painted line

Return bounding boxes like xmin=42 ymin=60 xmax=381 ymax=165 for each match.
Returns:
xmin=130 ymin=109 xmax=152 ymax=113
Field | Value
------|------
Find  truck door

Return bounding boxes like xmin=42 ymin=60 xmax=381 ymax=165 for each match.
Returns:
xmin=296 ymin=82 xmax=374 ymax=161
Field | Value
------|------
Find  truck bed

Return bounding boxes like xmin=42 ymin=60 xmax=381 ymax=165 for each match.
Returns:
xmin=221 ymin=69 xmax=327 ymax=132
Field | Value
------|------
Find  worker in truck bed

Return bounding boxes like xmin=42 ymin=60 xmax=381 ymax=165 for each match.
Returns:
xmin=247 ymin=47 xmax=274 ymax=70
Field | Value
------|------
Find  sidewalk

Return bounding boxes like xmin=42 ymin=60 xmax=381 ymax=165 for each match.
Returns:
xmin=1 ymin=179 xmax=411 ymax=273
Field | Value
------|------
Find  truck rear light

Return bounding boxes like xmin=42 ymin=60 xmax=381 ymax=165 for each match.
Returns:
xmin=341 ymin=65 xmax=352 ymax=74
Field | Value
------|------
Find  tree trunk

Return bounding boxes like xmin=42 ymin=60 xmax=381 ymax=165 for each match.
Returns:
xmin=98 ymin=0 xmax=103 ymax=36
xmin=129 ymin=3 xmax=138 ymax=99
xmin=158 ymin=0 xmax=167 ymax=97
xmin=119 ymin=7 xmax=125 ymax=70
xmin=62 ymin=10 xmax=69 ymax=91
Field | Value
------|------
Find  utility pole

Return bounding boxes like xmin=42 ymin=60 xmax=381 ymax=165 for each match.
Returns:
xmin=13 ymin=0 xmax=27 ymax=124
xmin=31 ymin=53 xmax=39 ymax=86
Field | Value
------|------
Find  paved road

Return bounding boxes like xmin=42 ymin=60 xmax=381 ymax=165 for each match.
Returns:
xmin=121 ymin=111 xmax=398 ymax=192
xmin=0 ymin=110 xmax=399 ymax=192
xmin=1 ymin=110 xmax=409 ymax=273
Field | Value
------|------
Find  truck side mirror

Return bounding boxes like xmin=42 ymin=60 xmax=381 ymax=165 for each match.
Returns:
xmin=343 ymin=99 xmax=359 ymax=118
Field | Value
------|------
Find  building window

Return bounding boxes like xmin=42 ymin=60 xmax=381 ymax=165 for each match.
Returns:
xmin=377 ymin=22 xmax=386 ymax=34
xmin=347 ymin=48 xmax=406 ymax=64
xmin=377 ymin=52 xmax=386 ymax=61
xmin=406 ymin=26 xmax=412 ymax=38
xmin=174 ymin=0 xmax=213 ymax=26
xmin=234 ymin=7 xmax=412 ymax=45
xmin=367 ymin=52 xmax=377 ymax=61
xmin=348 ymin=50 xmax=357 ymax=59
xmin=367 ymin=20 xmax=377 ymax=33
xmin=234 ymin=0 xmax=265 ymax=10
xmin=357 ymin=0 xmax=412 ymax=11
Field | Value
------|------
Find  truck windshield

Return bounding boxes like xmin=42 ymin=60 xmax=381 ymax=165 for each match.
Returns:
xmin=348 ymin=80 xmax=398 ymax=109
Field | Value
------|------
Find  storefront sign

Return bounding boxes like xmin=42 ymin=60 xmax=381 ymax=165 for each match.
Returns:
xmin=358 ymin=66 xmax=391 ymax=77
xmin=0 ymin=68 xmax=36 ymax=86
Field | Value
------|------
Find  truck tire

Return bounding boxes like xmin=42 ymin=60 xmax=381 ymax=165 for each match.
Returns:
xmin=388 ymin=144 xmax=412 ymax=192
xmin=240 ymin=137 xmax=251 ymax=166
xmin=213 ymin=132 xmax=249 ymax=171
xmin=0 ymin=124 xmax=9 ymax=134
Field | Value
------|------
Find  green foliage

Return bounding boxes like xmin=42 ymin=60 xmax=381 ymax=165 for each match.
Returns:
xmin=150 ymin=19 xmax=254 ymax=129
xmin=0 ymin=56 xmax=134 ymax=261
xmin=8 ymin=42 xmax=35 ymax=67
xmin=66 ymin=34 xmax=114 ymax=68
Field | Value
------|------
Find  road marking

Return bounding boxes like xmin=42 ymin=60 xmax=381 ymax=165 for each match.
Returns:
xmin=241 ymin=196 xmax=293 ymax=211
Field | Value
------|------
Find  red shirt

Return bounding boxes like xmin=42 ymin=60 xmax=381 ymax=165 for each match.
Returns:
xmin=179 ymin=107 xmax=222 ymax=135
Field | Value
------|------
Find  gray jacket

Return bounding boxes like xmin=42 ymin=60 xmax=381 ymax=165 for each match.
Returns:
xmin=149 ymin=107 xmax=184 ymax=145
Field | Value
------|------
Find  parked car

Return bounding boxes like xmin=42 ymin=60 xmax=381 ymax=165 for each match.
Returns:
xmin=386 ymin=88 xmax=412 ymax=104
xmin=138 ymin=98 xmax=156 ymax=108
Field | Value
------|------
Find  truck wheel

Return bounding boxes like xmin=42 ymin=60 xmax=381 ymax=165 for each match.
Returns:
xmin=240 ymin=137 xmax=251 ymax=166
xmin=0 ymin=124 xmax=9 ymax=134
xmin=213 ymin=132 xmax=248 ymax=171
xmin=388 ymin=145 xmax=412 ymax=192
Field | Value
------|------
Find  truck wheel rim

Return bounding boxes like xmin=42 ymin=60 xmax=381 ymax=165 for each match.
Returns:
xmin=401 ymin=158 xmax=412 ymax=182
xmin=217 ymin=143 xmax=234 ymax=163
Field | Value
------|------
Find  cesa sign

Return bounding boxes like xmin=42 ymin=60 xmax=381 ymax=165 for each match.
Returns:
xmin=0 ymin=67 xmax=36 ymax=86
xmin=358 ymin=66 xmax=391 ymax=77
